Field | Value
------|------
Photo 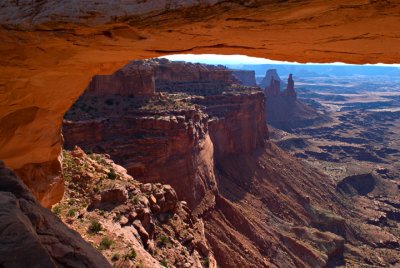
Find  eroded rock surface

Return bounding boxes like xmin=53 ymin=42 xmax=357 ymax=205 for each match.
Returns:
xmin=0 ymin=161 xmax=110 ymax=268
xmin=63 ymin=59 xmax=265 ymax=211
xmin=56 ymin=146 xmax=216 ymax=268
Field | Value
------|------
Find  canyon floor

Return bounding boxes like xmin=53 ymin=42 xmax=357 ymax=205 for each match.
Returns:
xmin=270 ymin=75 xmax=400 ymax=261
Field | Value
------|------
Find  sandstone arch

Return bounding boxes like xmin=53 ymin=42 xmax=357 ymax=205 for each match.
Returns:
xmin=1 ymin=0 xmax=399 ymax=206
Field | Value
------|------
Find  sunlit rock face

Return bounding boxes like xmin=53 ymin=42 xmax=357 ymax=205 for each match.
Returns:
xmin=62 ymin=59 xmax=266 ymax=211
xmin=1 ymin=0 xmax=400 ymax=205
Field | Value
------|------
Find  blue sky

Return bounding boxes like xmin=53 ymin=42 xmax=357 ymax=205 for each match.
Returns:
xmin=161 ymin=54 xmax=400 ymax=66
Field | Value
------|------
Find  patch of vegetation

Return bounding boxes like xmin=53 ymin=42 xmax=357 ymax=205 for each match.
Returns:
xmin=99 ymin=237 xmax=114 ymax=250
xmin=52 ymin=205 xmax=62 ymax=217
xmin=66 ymin=208 xmax=77 ymax=217
xmin=123 ymin=248 xmax=137 ymax=260
xmin=88 ymin=220 xmax=102 ymax=234
xmin=202 ymin=257 xmax=210 ymax=268
xmin=107 ymin=168 xmax=117 ymax=180
xmin=111 ymin=253 xmax=120 ymax=262
xmin=160 ymin=259 xmax=168 ymax=267
xmin=132 ymin=195 xmax=140 ymax=204
xmin=158 ymin=234 xmax=170 ymax=247
xmin=114 ymin=213 xmax=122 ymax=222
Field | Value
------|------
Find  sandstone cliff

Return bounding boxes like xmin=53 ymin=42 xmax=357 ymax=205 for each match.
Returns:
xmin=232 ymin=70 xmax=257 ymax=87
xmin=63 ymin=59 xmax=264 ymax=213
xmin=61 ymin=60 xmax=400 ymax=267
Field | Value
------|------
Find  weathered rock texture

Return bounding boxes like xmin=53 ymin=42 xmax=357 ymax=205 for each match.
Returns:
xmin=0 ymin=161 xmax=111 ymax=267
xmin=56 ymin=147 xmax=216 ymax=268
xmin=1 ymin=1 xmax=400 ymax=205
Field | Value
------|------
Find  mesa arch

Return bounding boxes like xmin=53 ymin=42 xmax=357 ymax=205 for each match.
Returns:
xmin=0 ymin=0 xmax=399 ymax=207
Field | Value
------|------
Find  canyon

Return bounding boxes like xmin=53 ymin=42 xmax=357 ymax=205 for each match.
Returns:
xmin=1 ymin=1 xmax=400 ymax=268
xmin=59 ymin=59 xmax=400 ymax=267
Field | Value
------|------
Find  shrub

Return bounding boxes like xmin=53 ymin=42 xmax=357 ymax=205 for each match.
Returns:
xmin=202 ymin=257 xmax=210 ymax=268
xmin=52 ymin=205 xmax=62 ymax=217
xmin=111 ymin=253 xmax=120 ymax=262
xmin=99 ymin=237 xmax=114 ymax=250
xmin=159 ymin=235 xmax=170 ymax=247
xmin=88 ymin=220 xmax=102 ymax=234
xmin=160 ymin=259 xmax=168 ymax=267
xmin=66 ymin=208 xmax=76 ymax=217
xmin=124 ymin=248 xmax=137 ymax=260
xmin=107 ymin=168 xmax=117 ymax=180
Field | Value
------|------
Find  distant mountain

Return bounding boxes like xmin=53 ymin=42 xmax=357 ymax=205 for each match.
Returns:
xmin=226 ymin=64 xmax=400 ymax=78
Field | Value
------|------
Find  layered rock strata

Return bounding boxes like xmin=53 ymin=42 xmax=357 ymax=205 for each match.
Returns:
xmin=63 ymin=59 xmax=265 ymax=212
xmin=232 ymin=70 xmax=257 ymax=87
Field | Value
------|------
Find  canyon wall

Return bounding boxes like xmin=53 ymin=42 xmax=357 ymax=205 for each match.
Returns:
xmin=1 ymin=1 xmax=400 ymax=206
xmin=63 ymin=59 xmax=266 ymax=213
xmin=64 ymin=109 xmax=217 ymax=211
xmin=232 ymin=70 xmax=257 ymax=87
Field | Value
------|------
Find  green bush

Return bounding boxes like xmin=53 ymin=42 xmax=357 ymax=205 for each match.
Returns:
xmin=111 ymin=253 xmax=120 ymax=262
xmin=107 ymin=168 xmax=117 ymax=180
xmin=124 ymin=248 xmax=137 ymax=260
xmin=159 ymin=235 xmax=170 ymax=247
xmin=160 ymin=259 xmax=168 ymax=267
xmin=52 ymin=205 xmax=62 ymax=217
xmin=202 ymin=257 xmax=210 ymax=268
xmin=66 ymin=208 xmax=76 ymax=217
xmin=88 ymin=220 xmax=102 ymax=234
xmin=99 ymin=237 xmax=114 ymax=250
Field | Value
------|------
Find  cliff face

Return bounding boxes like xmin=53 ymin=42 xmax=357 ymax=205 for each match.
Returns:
xmin=194 ymin=92 xmax=267 ymax=161
xmin=232 ymin=70 xmax=257 ymax=87
xmin=63 ymin=59 xmax=264 ymax=212
xmin=64 ymin=108 xmax=216 ymax=211
xmin=260 ymin=69 xmax=281 ymax=90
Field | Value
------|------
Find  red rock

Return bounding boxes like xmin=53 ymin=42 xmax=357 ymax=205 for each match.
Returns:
xmin=100 ymin=187 xmax=128 ymax=205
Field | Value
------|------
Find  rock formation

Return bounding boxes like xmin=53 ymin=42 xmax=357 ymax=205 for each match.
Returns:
xmin=232 ymin=70 xmax=257 ymax=86
xmin=0 ymin=161 xmax=111 ymax=267
xmin=283 ymin=74 xmax=296 ymax=99
xmin=1 ymin=1 xmax=400 ymax=267
xmin=61 ymin=60 xmax=400 ymax=267
xmin=1 ymin=1 xmax=399 ymax=207
xmin=56 ymin=146 xmax=216 ymax=268
xmin=263 ymin=70 xmax=325 ymax=131
xmin=63 ymin=59 xmax=265 ymax=212
xmin=260 ymin=69 xmax=281 ymax=90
